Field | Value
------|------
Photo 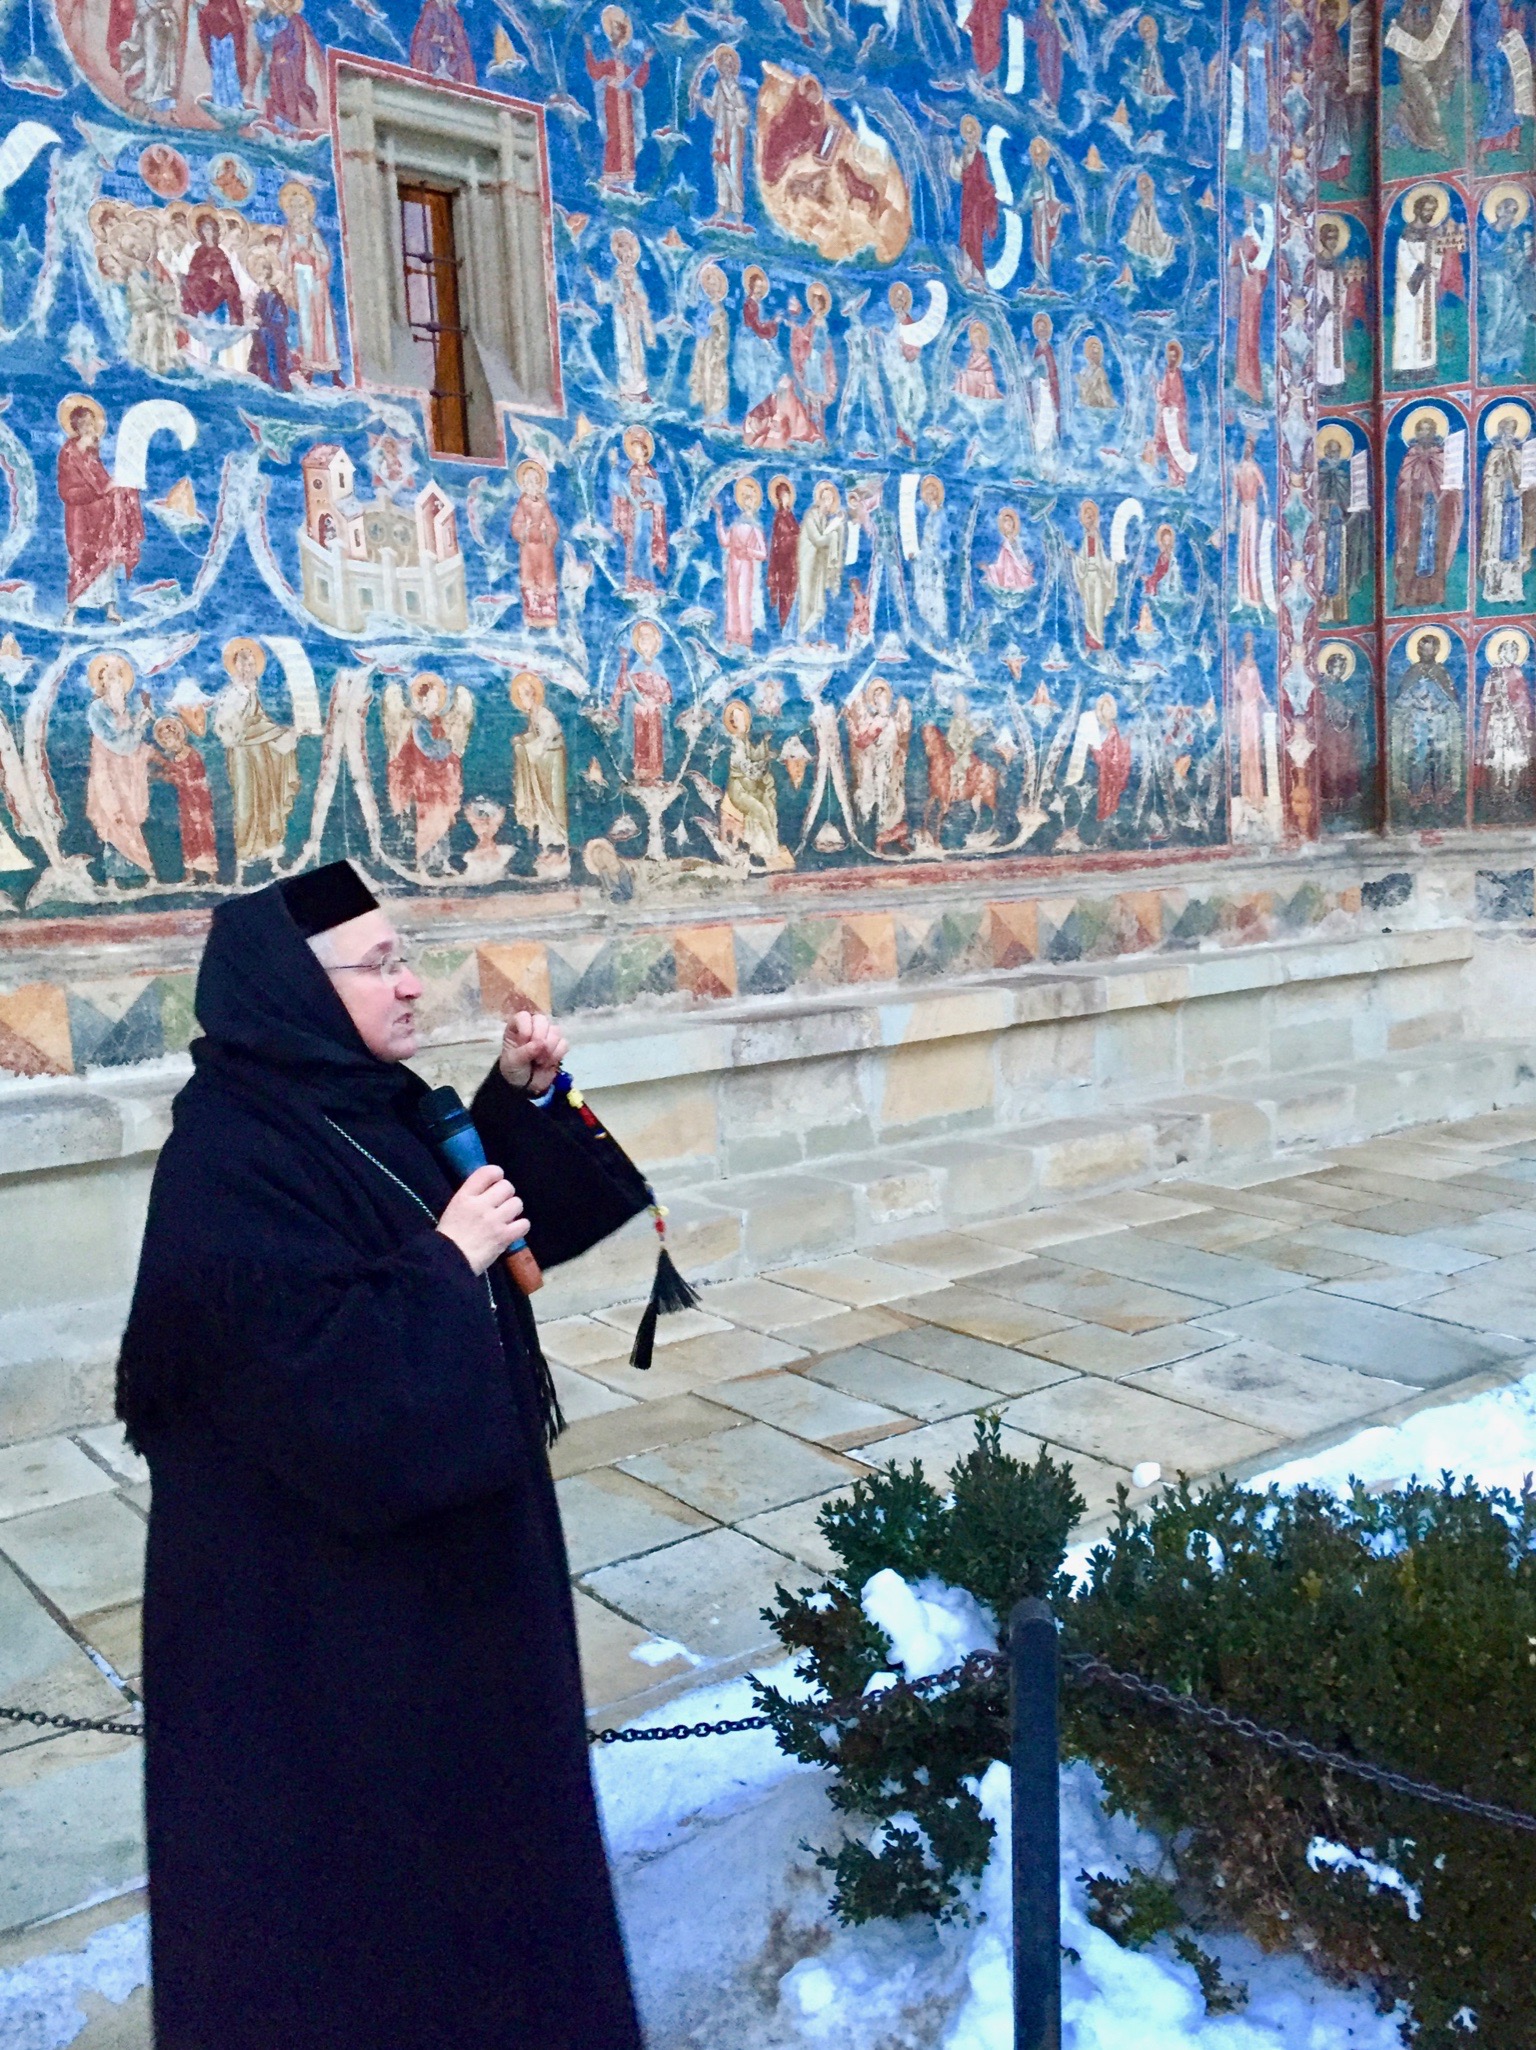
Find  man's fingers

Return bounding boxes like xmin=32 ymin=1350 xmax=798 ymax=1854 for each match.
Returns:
xmin=462 ymin=1163 xmax=503 ymax=1194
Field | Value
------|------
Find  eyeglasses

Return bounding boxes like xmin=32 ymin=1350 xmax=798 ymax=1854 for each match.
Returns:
xmin=326 ymin=952 xmax=413 ymax=981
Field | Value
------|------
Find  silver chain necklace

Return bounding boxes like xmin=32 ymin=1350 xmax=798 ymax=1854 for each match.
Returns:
xmin=323 ymin=1115 xmax=498 ymax=1312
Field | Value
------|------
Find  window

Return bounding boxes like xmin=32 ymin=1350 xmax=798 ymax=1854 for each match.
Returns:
xmin=334 ymin=58 xmax=561 ymax=458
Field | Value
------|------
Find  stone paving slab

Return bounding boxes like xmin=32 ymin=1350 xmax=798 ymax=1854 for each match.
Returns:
xmin=773 ymin=1305 xmax=914 ymax=1356
xmin=617 ymin=1420 xmax=865 ymax=1522
xmin=554 ymin=1468 xmax=715 ymax=1576
xmin=0 ymin=1496 xmax=146 ymax=1620
xmin=538 ymin=1316 xmax=634 ymax=1368
xmin=865 ymin=1323 xmax=1078 ymax=1395
xmin=1319 ymin=1270 xmax=1453 ymax=1310
xmin=0 ymin=1562 xmax=127 ymax=1757
xmin=580 ymin=1527 xmax=793 ymax=1664
xmin=737 ymin=1488 xmax=850 ymax=1577
xmin=571 ymin=1588 xmax=696 ymax=1713
xmin=1021 ymin=1321 xmax=1223 ymax=1379
xmin=705 ymin=1370 xmax=912 ymax=1448
xmin=768 ymin=1254 xmax=951 ymax=1307
xmin=1253 ymin=1236 xmax=1385 ymax=1281
xmin=568 ymin=1326 xmax=809 ymax=1403
xmin=854 ymin=1414 xmax=1046 ymax=1491
xmin=72 ymin=1427 xmax=149 ymax=1489
xmin=1301 ymin=1223 xmax=1490 ymax=1275
xmin=1194 ymin=1290 xmax=1528 ymax=1384
xmin=1142 ymin=1209 xmax=1291 ymax=1254
xmin=1048 ymin=1233 xmax=1310 ymax=1309
xmin=884 ymin=1284 xmax=1080 ymax=1348
xmin=799 ymin=1346 xmax=999 ymax=1423
xmin=696 ymin=1276 xmax=845 ymax=1329
xmin=999 ymin=1378 xmax=1277 ymax=1476
xmin=868 ymin=1229 xmax=1027 ymax=1279
xmin=550 ymin=1365 xmax=636 ymax=1423
xmin=0 ymin=1735 xmax=144 ymax=1935
xmin=1132 ymin=1343 xmax=1417 ymax=1439
xmin=985 ymin=1265 xmax=1217 ymax=1334
xmin=548 ymin=1393 xmax=742 ymax=1480
xmin=0 ymin=1438 xmax=117 ymax=1522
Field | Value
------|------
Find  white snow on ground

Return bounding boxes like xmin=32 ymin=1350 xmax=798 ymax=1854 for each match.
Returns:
xmin=0 ymin=1913 xmax=148 ymax=2050
xmin=1255 ymin=1369 xmax=1536 ymax=1497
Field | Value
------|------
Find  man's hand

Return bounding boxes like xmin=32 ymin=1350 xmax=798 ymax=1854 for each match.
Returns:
xmin=437 ymin=1164 xmax=527 ymax=1276
xmin=499 ymin=1009 xmax=569 ymax=1097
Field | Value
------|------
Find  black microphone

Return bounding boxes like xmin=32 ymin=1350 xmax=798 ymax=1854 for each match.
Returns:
xmin=418 ymin=1086 xmax=543 ymax=1295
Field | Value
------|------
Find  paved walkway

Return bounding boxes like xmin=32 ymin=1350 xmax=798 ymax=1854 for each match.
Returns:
xmin=7 ymin=1106 xmax=1536 ymax=2037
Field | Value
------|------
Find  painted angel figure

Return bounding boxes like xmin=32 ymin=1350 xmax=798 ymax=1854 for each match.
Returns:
xmin=384 ymin=670 xmax=475 ymax=872
xmin=691 ymin=44 xmax=751 ymax=226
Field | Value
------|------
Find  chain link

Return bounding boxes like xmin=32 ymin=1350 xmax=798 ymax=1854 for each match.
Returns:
xmin=6 ymin=1645 xmax=1534 ymax=1835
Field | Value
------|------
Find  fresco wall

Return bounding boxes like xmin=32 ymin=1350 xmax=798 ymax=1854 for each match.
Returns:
xmin=0 ymin=0 xmax=1306 ymax=933
xmin=0 ymin=0 xmax=1519 ymax=970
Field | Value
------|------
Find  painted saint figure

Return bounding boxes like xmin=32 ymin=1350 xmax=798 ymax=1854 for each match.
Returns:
xmin=57 ymin=396 xmax=144 ymax=628
xmin=954 ymin=318 xmax=1004 ymax=402
xmin=409 ymin=0 xmax=475 ymax=83
xmin=1027 ymin=311 xmax=1060 ymax=457
xmin=1391 ymin=186 xmax=1462 ymax=378
xmin=150 ymin=714 xmax=218 ymax=880
xmin=767 ymin=477 xmax=799 ymax=630
xmin=1316 ymin=215 xmax=1369 ymax=392
xmin=1387 ymin=0 xmax=1463 ymax=157
xmin=966 ymin=0 xmax=1007 ymax=79
xmin=691 ymin=45 xmax=750 ymax=225
xmin=1477 ymin=631 xmax=1535 ymax=817
xmin=985 ymin=507 xmax=1036 ymax=593
xmin=510 ymin=459 xmax=560 ymax=630
xmin=881 ymin=281 xmax=930 ymax=454
xmin=596 ymin=229 xmax=655 ymax=405
xmin=721 ymin=699 xmax=791 ymax=868
xmin=734 ymin=267 xmax=783 ymax=419
xmin=180 ymin=210 xmax=242 ymax=327
xmin=278 ymin=181 xmax=341 ymax=384
xmin=1023 ymin=0 xmax=1065 ymax=109
xmin=1392 ymin=630 xmax=1464 ymax=816
xmin=1071 ymin=499 xmax=1117 ymax=651
xmin=1077 ymin=334 xmax=1116 ymax=410
xmin=611 ymin=426 xmax=668 ymax=594
xmin=912 ymin=475 xmax=948 ymax=642
xmin=85 ymin=651 xmax=154 ymax=880
xmin=258 ymin=0 xmax=325 ymax=133
xmin=586 ymin=7 xmax=650 ymax=195
xmin=213 ymin=638 xmax=300 ymax=876
xmin=385 ymin=670 xmax=474 ymax=871
xmin=846 ymin=677 xmax=912 ymax=850
xmin=611 ymin=618 xmax=671 ymax=784
xmin=953 ymin=115 xmax=999 ymax=283
xmin=1229 ymin=198 xmax=1270 ymax=405
xmin=1124 ymin=170 xmax=1176 ymax=273
xmin=1318 ymin=429 xmax=1369 ymax=625
xmin=197 ymin=0 xmax=254 ymax=114
xmin=1021 ymin=137 xmax=1067 ymax=291
xmin=1232 ymin=437 xmax=1269 ymax=612
xmin=1232 ymin=631 xmax=1272 ymax=815
xmin=1479 ymin=407 xmax=1536 ymax=606
xmin=715 ymin=476 xmax=768 ymax=650
xmin=796 ymin=480 xmax=845 ymax=640
xmin=1394 ymin=408 xmax=1465 ymax=609
xmin=1480 ymin=186 xmax=1536 ymax=378
xmin=1146 ymin=340 xmax=1195 ymax=488
xmin=789 ymin=282 xmax=838 ymax=445
xmin=688 ymin=261 xmax=731 ymax=426
xmin=509 ymin=670 xmax=569 ymax=866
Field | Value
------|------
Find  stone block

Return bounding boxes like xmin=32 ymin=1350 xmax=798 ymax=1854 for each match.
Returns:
xmin=878 ymin=1035 xmax=995 ymax=1134
xmin=768 ymin=1253 xmax=949 ymax=1307
xmin=0 ymin=1096 xmax=124 ymax=1179
xmin=995 ymin=1017 xmax=1096 ymax=1097
xmin=872 ymin=1229 xmax=1018 ymax=1279
xmin=1270 ymin=1018 xmax=1354 ymax=1074
xmin=737 ymin=1490 xmax=849 ymax=1577
xmin=1022 ymin=1322 xmax=1221 ymax=1378
xmin=0 ymin=1162 xmax=153 ymax=1319
xmin=548 ymin=1394 xmax=742 ymax=1480
xmin=697 ymin=1277 xmax=843 ymax=1330
xmin=889 ymin=1284 xmax=1077 ymax=1348
xmin=587 ymin=1074 xmax=719 ymax=1174
xmin=1137 ymin=1342 xmax=1414 ymax=1439
xmin=1050 ymin=1232 xmax=1308 ymax=1308
xmin=1094 ymin=1005 xmax=1180 ymax=1090
xmin=999 ymin=1378 xmax=1275 ymax=1476
xmin=0 ymin=1559 xmax=131 ymax=1757
xmin=1180 ymin=990 xmax=1268 ymax=1086
xmin=0 ymin=1349 xmax=119 ymax=1452
xmin=867 ymin=1323 xmax=1078 ymax=1396
xmin=1027 ymin=1120 xmax=1155 ymax=1194
xmin=818 ymin=1153 xmax=945 ymax=1237
xmin=550 ymin=1366 xmax=635 ymax=1423
xmin=707 ymin=1369 xmax=911 ymax=1448
xmin=853 ymin=1414 xmax=1038 ymax=1491
xmin=887 ymin=1136 xmax=1038 ymax=1223
xmin=571 ymin=1327 xmax=809 ymax=1405
xmin=1195 ymin=1289 xmax=1525 ymax=1385
xmin=730 ymin=1172 xmax=859 ymax=1267
xmin=772 ymin=1306 xmax=915 ymax=1356
xmin=572 ymin=1589 xmax=696 ymax=1714
xmin=71 ymin=1426 xmax=148 ymax=1488
xmin=799 ymin=1346 xmax=991 ymax=1423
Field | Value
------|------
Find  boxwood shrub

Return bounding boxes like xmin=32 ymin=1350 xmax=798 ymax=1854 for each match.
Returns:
xmin=756 ymin=1417 xmax=1536 ymax=2046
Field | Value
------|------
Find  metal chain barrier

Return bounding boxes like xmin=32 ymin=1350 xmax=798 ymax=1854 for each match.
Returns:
xmin=6 ymin=1644 xmax=1535 ymax=1835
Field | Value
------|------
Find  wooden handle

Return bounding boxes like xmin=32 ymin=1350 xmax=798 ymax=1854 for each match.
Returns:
xmin=503 ymin=1242 xmax=544 ymax=1295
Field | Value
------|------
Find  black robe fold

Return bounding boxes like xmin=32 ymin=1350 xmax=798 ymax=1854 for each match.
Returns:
xmin=116 ymin=886 xmax=651 ymax=2050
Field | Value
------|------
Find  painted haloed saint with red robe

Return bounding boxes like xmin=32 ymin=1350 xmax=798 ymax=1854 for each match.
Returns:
xmin=767 ymin=478 xmax=799 ymax=629
xmin=181 ymin=211 xmax=242 ymax=322
xmin=1147 ymin=340 xmax=1194 ymax=487
xmin=509 ymin=460 xmax=559 ymax=629
xmin=260 ymin=0 xmax=325 ymax=133
xmin=57 ymin=396 xmax=144 ymax=624
xmin=610 ymin=619 xmax=671 ymax=785
xmin=954 ymin=116 xmax=998 ymax=281
xmin=586 ymin=6 xmax=650 ymax=194
xmin=967 ymin=0 xmax=1007 ymax=78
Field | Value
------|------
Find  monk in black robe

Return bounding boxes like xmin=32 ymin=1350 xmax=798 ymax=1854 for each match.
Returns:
xmin=116 ymin=862 xmax=652 ymax=2050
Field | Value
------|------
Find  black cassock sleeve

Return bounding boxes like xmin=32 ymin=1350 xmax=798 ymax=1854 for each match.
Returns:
xmin=125 ymin=1131 xmax=528 ymax=1538
xmin=469 ymin=1068 xmax=652 ymax=1270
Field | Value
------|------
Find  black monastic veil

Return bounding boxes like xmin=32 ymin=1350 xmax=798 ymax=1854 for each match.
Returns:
xmin=117 ymin=878 xmax=651 ymax=2049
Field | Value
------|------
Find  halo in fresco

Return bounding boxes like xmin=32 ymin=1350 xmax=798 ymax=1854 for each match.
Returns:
xmin=1482 ymin=182 xmax=1531 ymax=227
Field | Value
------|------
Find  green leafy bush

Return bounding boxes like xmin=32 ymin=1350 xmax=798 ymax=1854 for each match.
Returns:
xmin=756 ymin=1420 xmax=1536 ymax=2046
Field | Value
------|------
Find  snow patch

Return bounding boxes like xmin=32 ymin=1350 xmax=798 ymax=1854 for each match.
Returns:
xmin=0 ymin=1914 xmax=148 ymax=2050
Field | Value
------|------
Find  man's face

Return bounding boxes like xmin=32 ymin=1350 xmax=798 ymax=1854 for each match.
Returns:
xmin=1415 ymin=197 xmax=1436 ymax=226
xmin=1416 ymin=637 xmax=1436 ymax=664
xmin=317 ymin=910 xmax=423 ymax=1061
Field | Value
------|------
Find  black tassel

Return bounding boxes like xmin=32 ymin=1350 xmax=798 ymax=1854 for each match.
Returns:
xmin=652 ymin=1245 xmax=701 ymax=1314
xmin=628 ymin=1247 xmax=701 ymax=1370
xmin=629 ymin=1295 xmax=660 ymax=1372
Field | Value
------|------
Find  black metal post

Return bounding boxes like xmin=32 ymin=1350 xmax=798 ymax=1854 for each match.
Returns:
xmin=1010 ymin=1597 xmax=1061 ymax=2050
